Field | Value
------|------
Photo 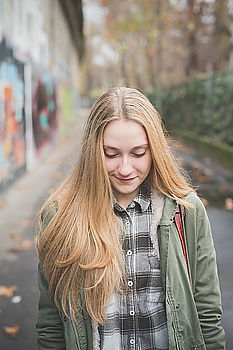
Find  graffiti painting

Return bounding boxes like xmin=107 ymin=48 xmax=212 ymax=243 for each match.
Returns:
xmin=0 ymin=38 xmax=26 ymax=189
xmin=32 ymin=71 xmax=58 ymax=154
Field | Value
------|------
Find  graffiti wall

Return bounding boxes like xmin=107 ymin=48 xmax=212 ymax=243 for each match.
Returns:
xmin=32 ymin=71 xmax=58 ymax=154
xmin=0 ymin=1 xmax=82 ymax=191
xmin=0 ymin=38 xmax=26 ymax=189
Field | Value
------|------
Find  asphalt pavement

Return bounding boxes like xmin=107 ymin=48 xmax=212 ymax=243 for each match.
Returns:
xmin=0 ymin=109 xmax=87 ymax=350
xmin=0 ymin=113 xmax=232 ymax=349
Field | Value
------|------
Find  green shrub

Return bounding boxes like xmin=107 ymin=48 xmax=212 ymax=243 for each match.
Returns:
xmin=146 ymin=71 xmax=233 ymax=145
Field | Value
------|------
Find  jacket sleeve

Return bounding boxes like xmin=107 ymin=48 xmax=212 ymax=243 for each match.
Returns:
xmin=36 ymin=201 xmax=66 ymax=349
xmin=188 ymin=195 xmax=226 ymax=350
xmin=36 ymin=262 xmax=66 ymax=349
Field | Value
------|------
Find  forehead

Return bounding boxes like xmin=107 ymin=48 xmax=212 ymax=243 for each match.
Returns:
xmin=103 ymin=119 xmax=148 ymax=148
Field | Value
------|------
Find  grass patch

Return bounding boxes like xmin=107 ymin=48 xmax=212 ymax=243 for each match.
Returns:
xmin=174 ymin=130 xmax=233 ymax=173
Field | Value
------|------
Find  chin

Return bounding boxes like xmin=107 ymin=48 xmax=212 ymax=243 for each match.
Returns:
xmin=116 ymin=186 xmax=138 ymax=194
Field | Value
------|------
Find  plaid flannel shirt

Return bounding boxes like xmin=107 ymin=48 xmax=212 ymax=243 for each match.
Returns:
xmin=98 ymin=184 xmax=169 ymax=350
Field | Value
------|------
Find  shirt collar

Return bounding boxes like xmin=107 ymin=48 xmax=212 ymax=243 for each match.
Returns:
xmin=113 ymin=180 xmax=152 ymax=213
xmin=134 ymin=181 xmax=151 ymax=212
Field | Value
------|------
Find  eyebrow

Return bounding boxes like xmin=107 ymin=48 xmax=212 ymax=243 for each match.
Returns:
xmin=103 ymin=144 xmax=149 ymax=151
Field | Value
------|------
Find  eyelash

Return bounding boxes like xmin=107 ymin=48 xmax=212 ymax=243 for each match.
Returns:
xmin=104 ymin=151 xmax=146 ymax=158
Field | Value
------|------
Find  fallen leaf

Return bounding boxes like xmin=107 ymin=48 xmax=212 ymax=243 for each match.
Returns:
xmin=175 ymin=142 xmax=192 ymax=153
xmin=0 ymin=200 xmax=6 ymax=208
xmin=51 ymin=171 xmax=63 ymax=179
xmin=225 ymin=198 xmax=233 ymax=211
xmin=4 ymin=222 xmax=16 ymax=228
xmin=8 ymin=233 xmax=21 ymax=241
xmin=203 ymin=167 xmax=213 ymax=177
xmin=20 ymin=219 xmax=31 ymax=226
xmin=193 ymin=169 xmax=213 ymax=183
xmin=0 ymin=285 xmax=17 ymax=298
xmin=191 ymin=161 xmax=203 ymax=169
xmin=174 ymin=141 xmax=183 ymax=149
xmin=218 ymin=183 xmax=230 ymax=192
xmin=9 ymin=240 xmax=33 ymax=252
xmin=200 ymin=197 xmax=209 ymax=207
xmin=14 ymin=183 xmax=26 ymax=190
xmin=4 ymin=325 xmax=20 ymax=338
xmin=50 ymin=158 xmax=65 ymax=165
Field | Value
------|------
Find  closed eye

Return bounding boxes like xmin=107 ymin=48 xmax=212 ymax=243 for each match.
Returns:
xmin=104 ymin=153 xmax=119 ymax=158
xmin=104 ymin=151 xmax=147 ymax=158
xmin=132 ymin=151 xmax=146 ymax=157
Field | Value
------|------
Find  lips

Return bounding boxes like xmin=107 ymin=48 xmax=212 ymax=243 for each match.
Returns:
xmin=114 ymin=176 xmax=136 ymax=183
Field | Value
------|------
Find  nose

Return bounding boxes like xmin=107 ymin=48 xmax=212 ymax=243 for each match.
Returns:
xmin=118 ymin=156 xmax=133 ymax=177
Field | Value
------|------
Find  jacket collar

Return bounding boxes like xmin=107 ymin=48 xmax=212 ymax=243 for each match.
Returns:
xmin=159 ymin=195 xmax=178 ymax=226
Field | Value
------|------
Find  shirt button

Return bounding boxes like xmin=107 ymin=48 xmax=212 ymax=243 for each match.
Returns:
xmin=130 ymin=310 xmax=135 ymax=316
xmin=126 ymin=250 xmax=132 ymax=256
xmin=128 ymin=280 xmax=133 ymax=287
xmin=130 ymin=339 xmax=135 ymax=345
xmin=126 ymin=221 xmax=130 ymax=227
xmin=130 ymin=202 xmax=135 ymax=208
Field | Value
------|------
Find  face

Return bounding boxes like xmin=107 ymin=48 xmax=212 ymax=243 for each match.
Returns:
xmin=103 ymin=119 xmax=152 ymax=208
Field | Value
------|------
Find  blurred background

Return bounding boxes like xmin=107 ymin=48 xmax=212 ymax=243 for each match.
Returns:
xmin=0 ymin=0 xmax=232 ymax=348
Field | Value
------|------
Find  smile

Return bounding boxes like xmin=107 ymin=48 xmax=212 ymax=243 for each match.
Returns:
xmin=114 ymin=176 xmax=137 ymax=183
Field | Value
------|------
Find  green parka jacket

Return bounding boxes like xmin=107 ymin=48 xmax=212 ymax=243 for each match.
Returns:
xmin=36 ymin=192 xmax=226 ymax=350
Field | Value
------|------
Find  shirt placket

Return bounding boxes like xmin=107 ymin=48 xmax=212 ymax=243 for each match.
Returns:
xmin=99 ymin=192 xmax=168 ymax=350
xmin=124 ymin=205 xmax=137 ymax=350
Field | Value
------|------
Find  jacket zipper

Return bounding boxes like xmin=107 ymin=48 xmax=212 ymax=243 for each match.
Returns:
xmin=71 ymin=319 xmax=81 ymax=350
xmin=167 ymin=293 xmax=181 ymax=350
xmin=172 ymin=322 xmax=181 ymax=350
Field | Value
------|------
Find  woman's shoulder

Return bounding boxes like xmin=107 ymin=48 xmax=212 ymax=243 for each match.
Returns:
xmin=184 ymin=191 xmax=205 ymax=210
xmin=164 ymin=191 xmax=204 ymax=211
xmin=183 ymin=191 xmax=209 ymax=225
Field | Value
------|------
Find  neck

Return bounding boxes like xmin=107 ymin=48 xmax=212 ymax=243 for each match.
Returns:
xmin=114 ymin=190 xmax=139 ymax=209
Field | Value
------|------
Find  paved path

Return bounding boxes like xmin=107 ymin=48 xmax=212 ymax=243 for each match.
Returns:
xmin=0 ymin=110 xmax=87 ymax=350
xmin=207 ymin=208 xmax=233 ymax=349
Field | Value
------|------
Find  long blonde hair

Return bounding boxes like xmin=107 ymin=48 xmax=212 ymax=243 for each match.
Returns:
xmin=36 ymin=86 xmax=193 ymax=324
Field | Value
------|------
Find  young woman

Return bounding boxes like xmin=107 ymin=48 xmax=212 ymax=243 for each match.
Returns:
xmin=36 ymin=87 xmax=226 ymax=350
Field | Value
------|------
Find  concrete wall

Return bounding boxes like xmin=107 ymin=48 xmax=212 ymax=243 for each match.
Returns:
xmin=0 ymin=0 xmax=81 ymax=189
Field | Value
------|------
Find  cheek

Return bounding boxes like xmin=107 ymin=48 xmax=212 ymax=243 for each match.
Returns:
xmin=104 ymin=159 xmax=118 ymax=173
xmin=136 ymin=155 xmax=152 ymax=174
